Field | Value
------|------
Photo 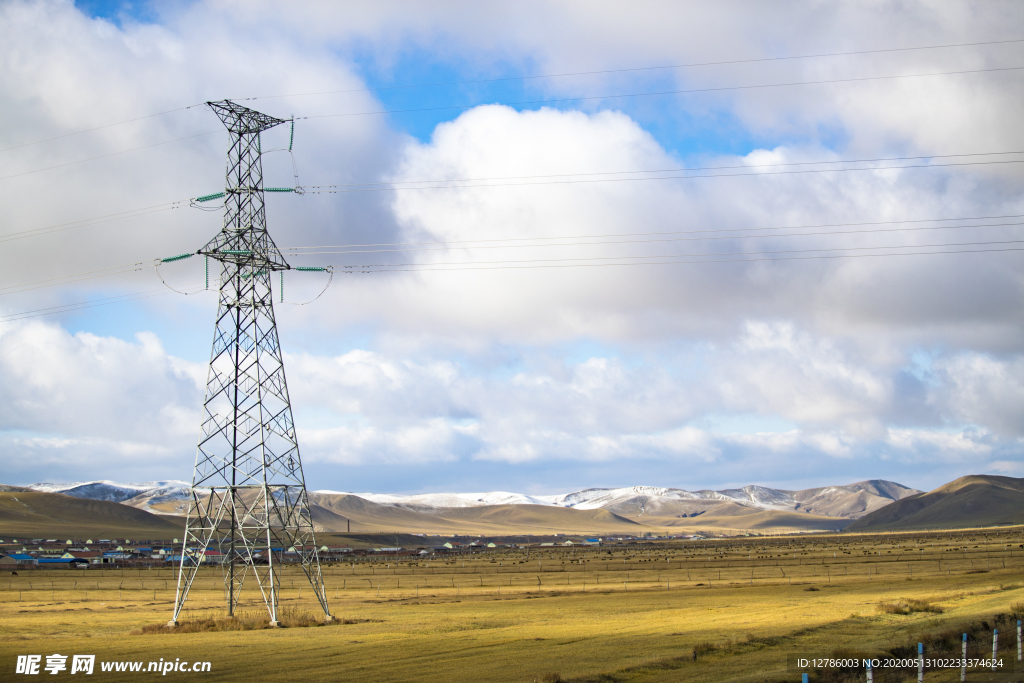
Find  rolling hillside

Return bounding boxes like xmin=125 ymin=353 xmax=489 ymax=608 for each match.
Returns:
xmin=0 ymin=491 xmax=185 ymax=539
xmin=12 ymin=477 xmax=921 ymax=536
xmin=309 ymin=493 xmax=643 ymax=535
xmin=846 ymin=475 xmax=1024 ymax=531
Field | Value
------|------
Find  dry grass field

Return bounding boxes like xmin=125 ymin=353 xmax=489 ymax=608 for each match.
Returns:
xmin=2 ymin=527 xmax=1023 ymax=682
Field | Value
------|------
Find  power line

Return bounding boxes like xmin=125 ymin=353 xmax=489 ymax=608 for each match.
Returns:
xmin=0 ymin=282 xmax=206 ymax=323
xmin=10 ymin=150 xmax=1020 ymax=248
xmin=284 ymin=213 xmax=1024 ymax=251
xmin=0 ymin=104 xmax=202 ymax=155
xmin=0 ymin=260 xmax=154 ymax=296
xmin=4 ymin=66 xmax=1020 ymax=183
xmin=339 ymin=244 xmax=1024 ymax=273
xmin=0 ymin=199 xmax=189 ymax=244
xmin=301 ymin=65 xmax=1024 ymax=121
xmin=0 ymin=130 xmax=220 ymax=182
xmin=4 ymin=239 xmax=1020 ymax=322
xmin=303 ymin=158 xmax=1024 ymax=195
xmin=241 ymin=37 xmax=1024 ymax=100
xmin=329 ymin=237 xmax=1024 ymax=271
xmin=7 ymin=38 xmax=1017 ymax=155
xmin=286 ymin=220 xmax=1024 ymax=257
xmin=0 ymin=217 xmax=1017 ymax=296
xmin=305 ymin=150 xmax=1024 ymax=191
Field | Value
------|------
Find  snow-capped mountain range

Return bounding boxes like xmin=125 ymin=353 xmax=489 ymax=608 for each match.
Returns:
xmin=26 ymin=479 xmax=921 ymax=519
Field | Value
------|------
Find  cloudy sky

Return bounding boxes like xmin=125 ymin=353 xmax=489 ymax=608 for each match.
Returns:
xmin=1 ymin=0 xmax=1023 ymax=494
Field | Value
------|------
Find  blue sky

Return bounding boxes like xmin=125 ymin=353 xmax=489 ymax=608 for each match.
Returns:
xmin=0 ymin=0 xmax=1022 ymax=494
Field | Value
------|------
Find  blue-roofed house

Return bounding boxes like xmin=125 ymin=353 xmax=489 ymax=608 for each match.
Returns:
xmin=0 ymin=553 xmax=38 ymax=568
xmin=37 ymin=557 xmax=89 ymax=568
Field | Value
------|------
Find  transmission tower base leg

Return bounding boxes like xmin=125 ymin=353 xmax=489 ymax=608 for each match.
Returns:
xmin=166 ymin=621 xmax=178 ymax=628
xmin=269 ymin=621 xmax=281 ymax=628
xmin=324 ymin=615 xmax=336 ymax=623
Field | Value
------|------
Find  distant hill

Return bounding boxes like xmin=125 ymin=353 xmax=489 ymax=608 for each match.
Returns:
xmin=846 ymin=475 xmax=1024 ymax=531
xmin=0 ymin=491 xmax=184 ymax=539
xmin=308 ymin=493 xmax=643 ymax=535
xmin=347 ymin=481 xmax=919 ymax=519
xmin=537 ymin=480 xmax=919 ymax=521
xmin=31 ymin=479 xmax=918 ymax=521
xmin=18 ymin=477 xmax=921 ymax=535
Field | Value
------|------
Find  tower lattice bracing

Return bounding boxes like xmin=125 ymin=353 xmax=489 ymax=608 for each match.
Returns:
xmin=170 ymin=101 xmax=330 ymax=626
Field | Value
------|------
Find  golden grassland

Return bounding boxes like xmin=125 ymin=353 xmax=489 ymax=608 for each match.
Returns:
xmin=2 ymin=528 xmax=1024 ymax=682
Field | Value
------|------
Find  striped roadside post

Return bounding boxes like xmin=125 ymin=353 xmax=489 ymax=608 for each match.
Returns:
xmin=961 ymin=633 xmax=967 ymax=682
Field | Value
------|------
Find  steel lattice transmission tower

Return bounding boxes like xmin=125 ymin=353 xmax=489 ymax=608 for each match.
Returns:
xmin=169 ymin=100 xmax=332 ymax=627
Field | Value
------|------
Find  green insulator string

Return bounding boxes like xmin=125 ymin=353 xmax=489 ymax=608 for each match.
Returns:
xmin=280 ymin=271 xmax=284 ymax=302
xmin=205 ymin=256 xmax=209 ymax=290
xmin=264 ymin=187 xmax=294 ymax=193
xmin=295 ymin=266 xmax=327 ymax=272
xmin=161 ymin=253 xmax=194 ymax=263
xmin=220 ymin=250 xmax=251 ymax=255
xmin=195 ymin=192 xmax=225 ymax=203
xmin=289 ymin=119 xmax=295 ymax=152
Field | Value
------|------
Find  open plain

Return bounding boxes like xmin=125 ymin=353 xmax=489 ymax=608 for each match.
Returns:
xmin=2 ymin=527 xmax=1023 ymax=682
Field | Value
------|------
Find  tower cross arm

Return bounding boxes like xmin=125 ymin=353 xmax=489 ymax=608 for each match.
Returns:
xmin=207 ymin=100 xmax=288 ymax=134
xmin=197 ymin=244 xmax=291 ymax=271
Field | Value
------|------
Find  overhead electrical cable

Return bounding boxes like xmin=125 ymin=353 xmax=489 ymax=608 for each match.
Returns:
xmin=4 ymin=37 xmax=1019 ymax=154
xmin=0 ymin=260 xmax=154 ymax=296
xmin=241 ymin=37 xmax=1024 ymax=100
xmin=0 ymin=104 xmax=203 ymax=154
xmin=285 ymin=220 xmax=1024 ymax=257
xmin=12 ymin=150 xmax=1019 ymax=247
xmin=0 ymin=130 xmax=220 ymax=182
xmin=284 ymin=213 xmax=1024 ymax=251
xmin=305 ymin=150 xmax=1024 ymax=191
xmin=5 ymin=243 xmax=1019 ymax=323
xmin=3 ymin=67 xmax=1021 ymax=181
xmin=300 ymin=65 xmax=1024 ymax=121
xmin=336 ymin=244 xmax=1024 ymax=274
xmin=2 ymin=238 xmax=1021 ymax=320
xmin=0 ymin=199 xmax=190 ymax=244
xmin=0 ymin=282 xmax=206 ymax=323
xmin=303 ymin=158 xmax=1024 ymax=193
xmin=324 ymin=237 xmax=1024 ymax=271
xmin=303 ymin=158 xmax=1024 ymax=195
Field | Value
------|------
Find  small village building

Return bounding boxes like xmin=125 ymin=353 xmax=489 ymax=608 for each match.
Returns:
xmin=202 ymin=550 xmax=225 ymax=564
xmin=38 ymin=557 xmax=89 ymax=569
xmin=0 ymin=553 xmax=38 ymax=568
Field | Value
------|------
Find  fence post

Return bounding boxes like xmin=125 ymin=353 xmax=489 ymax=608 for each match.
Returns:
xmin=1018 ymin=620 xmax=1022 ymax=662
xmin=993 ymin=629 xmax=999 ymax=671
xmin=866 ymin=659 xmax=873 ymax=682
xmin=918 ymin=643 xmax=923 ymax=683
